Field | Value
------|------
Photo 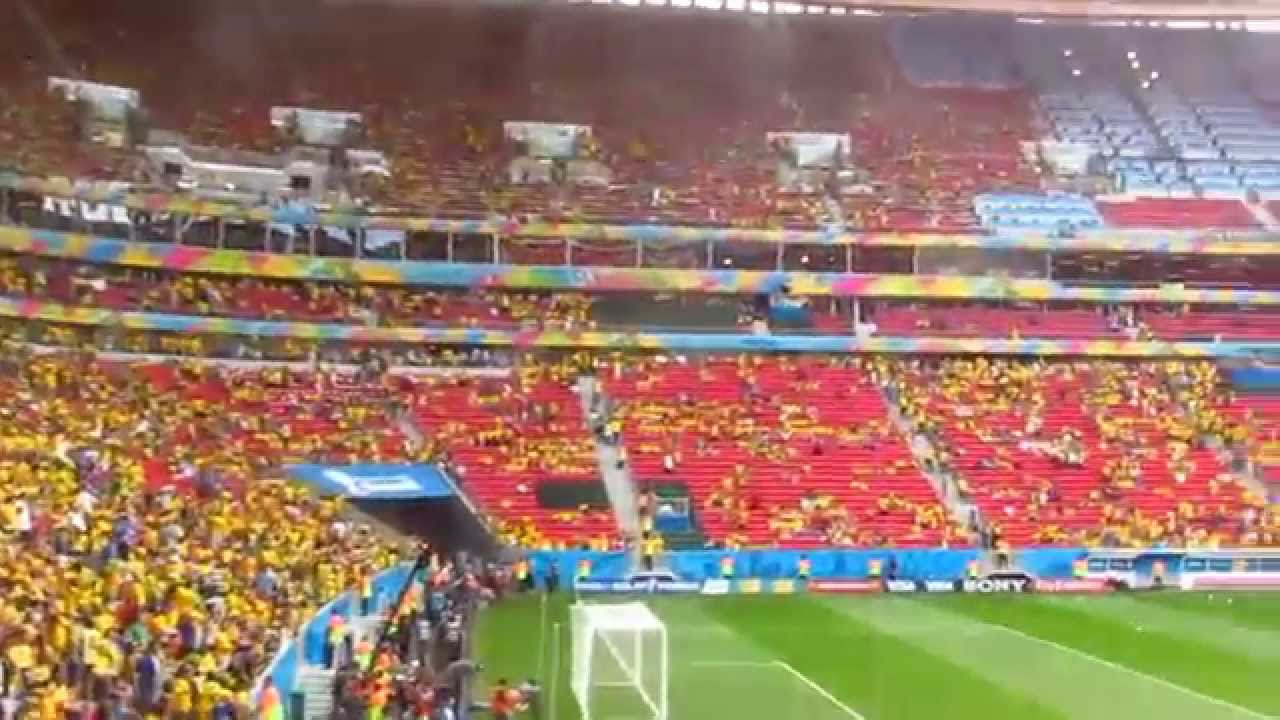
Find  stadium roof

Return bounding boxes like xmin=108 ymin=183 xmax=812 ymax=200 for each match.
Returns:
xmin=824 ymin=0 xmax=1280 ymax=18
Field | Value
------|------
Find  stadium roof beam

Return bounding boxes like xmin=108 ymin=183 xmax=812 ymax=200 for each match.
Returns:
xmin=560 ymin=0 xmax=1276 ymax=24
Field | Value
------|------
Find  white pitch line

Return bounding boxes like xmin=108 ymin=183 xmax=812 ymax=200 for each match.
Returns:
xmin=977 ymin=621 xmax=1276 ymax=720
xmin=773 ymin=660 xmax=868 ymax=720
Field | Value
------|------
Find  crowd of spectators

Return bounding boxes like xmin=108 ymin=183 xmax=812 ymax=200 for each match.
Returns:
xmin=0 ymin=327 xmax=605 ymax=542
xmin=0 ymin=326 xmax=608 ymax=716
xmin=1 ymin=319 xmax=514 ymax=370
xmin=602 ymin=353 xmax=967 ymax=548
xmin=0 ymin=309 xmax=580 ymax=720
xmin=409 ymin=355 xmax=618 ymax=551
xmin=0 ymin=1 xmax=1040 ymax=231
xmin=0 ymin=337 xmax=411 ymax=720
xmin=10 ymin=304 xmax=1277 ymax=550
xmin=888 ymin=357 xmax=1279 ymax=548
xmin=0 ymin=254 xmax=596 ymax=332
xmin=324 ymin=553 xmax=529 ymax=720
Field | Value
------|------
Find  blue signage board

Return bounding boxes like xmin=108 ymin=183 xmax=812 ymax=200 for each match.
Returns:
xmin=286 ymin=463 xmax=455 ymax=499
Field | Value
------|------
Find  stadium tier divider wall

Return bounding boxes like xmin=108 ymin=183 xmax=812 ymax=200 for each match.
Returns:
xmin=9 ymin=294 xmax=1280 ymax=357
xmin=12 ymin=228 xmax=1280 ymax=306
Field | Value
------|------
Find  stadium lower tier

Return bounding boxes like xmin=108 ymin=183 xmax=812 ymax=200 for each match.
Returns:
xmin=890 ymin=357 xmax=1271 ymax=547
xmin=2 ymin=337 xmax=1278 ymax=550
xmin=605 ymin=355 xmax=962 ymax=548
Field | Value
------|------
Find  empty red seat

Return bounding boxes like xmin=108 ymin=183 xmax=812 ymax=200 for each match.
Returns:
xmin=1097 ymin=198 xmax=1259 ymax=229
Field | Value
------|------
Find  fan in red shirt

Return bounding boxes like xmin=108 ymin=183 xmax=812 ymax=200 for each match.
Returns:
xmin=489 ymin=678 xmax=523 ymax=720
xmin=409 ymin=682 xmax=435 ymax=720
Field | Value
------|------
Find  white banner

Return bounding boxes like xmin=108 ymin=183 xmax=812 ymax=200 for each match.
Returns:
xmin=41 ymin=197 xmax=130 ymax=225
xmin=767 ymin=132 xmax=851 ymax=167
xmin=47 ymin=77 xmax=140 ymax=120
xmin=270 ymin=107 xmax=362 ymax=146
xmin=504 ymin=121 xmax=590 ymax=159
xmin=345 ymin=148 xmax=391 ymax=177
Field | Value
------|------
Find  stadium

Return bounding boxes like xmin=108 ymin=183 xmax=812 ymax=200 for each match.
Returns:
xmin=4 ymin=0 xmax=1280 ymax=719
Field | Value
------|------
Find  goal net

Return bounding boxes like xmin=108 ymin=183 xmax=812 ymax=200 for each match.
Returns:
xmin=571 ymin=602 xmax=669 ymax=720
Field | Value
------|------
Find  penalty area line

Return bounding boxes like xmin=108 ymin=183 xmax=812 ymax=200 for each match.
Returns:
xmin=980 ymin=621 xmax=1276 ymax=720
xmin=773 ymin=660 xmax=868 ymax=720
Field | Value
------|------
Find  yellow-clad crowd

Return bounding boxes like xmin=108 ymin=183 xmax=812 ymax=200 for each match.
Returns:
xmin=888 ymin=357 xmax=1279 ymax=547
xmin=0 ymin=253 xmax=596 ymax=332
xmin=0 ymin=344 xmax=406 ymax=720
xmin=604 ymin=354 xmax=966 ymax=547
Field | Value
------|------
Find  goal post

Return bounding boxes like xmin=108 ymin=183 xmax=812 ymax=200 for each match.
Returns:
xmin=571 ymin=602 xmax=669 ymax=720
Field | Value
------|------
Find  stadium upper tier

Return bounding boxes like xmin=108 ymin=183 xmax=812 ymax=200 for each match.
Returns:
xmin=11 ymin=5 xmax=1280 ymax=233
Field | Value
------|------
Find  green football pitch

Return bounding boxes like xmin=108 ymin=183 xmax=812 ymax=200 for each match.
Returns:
xmin=474 ymin=592 xmax=1280 ymax=720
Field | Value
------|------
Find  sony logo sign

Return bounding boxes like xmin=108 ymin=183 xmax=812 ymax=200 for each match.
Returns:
xmin=962 ymin=577 xmax=1030 ymax=594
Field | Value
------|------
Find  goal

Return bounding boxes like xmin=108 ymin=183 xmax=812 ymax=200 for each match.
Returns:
xmin=571 ymin=602 xmax=669 ymax=720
